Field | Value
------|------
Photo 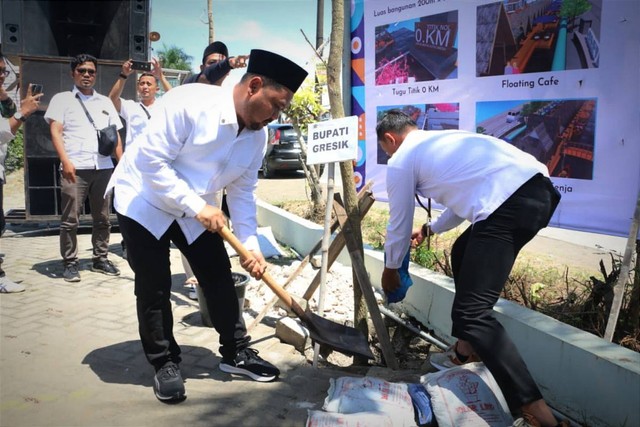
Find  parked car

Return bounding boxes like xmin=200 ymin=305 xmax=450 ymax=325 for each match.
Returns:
xmin=261 ymin=123 xmax=306 ymax=178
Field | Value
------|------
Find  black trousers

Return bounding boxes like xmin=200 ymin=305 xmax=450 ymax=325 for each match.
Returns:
xmin=117 ymin=212 xmax=250 ymax=370
xmin=450 ymin=173 xmax=560 ymax=411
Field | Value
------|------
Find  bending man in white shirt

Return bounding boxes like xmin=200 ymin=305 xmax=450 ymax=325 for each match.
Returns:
xmin=377 ymin=110 xmax=564 ymax=427
xmin=108 ymin=49 xmax=307 ymax=403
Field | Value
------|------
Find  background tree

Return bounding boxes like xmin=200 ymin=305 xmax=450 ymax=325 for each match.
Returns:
xmin=156 ymin=44 xmax=193 ymax=70
xmin=284 ymin=84 xmax=327 ymax=221
xmin=5 ymin=129 xmax=24 ymax=173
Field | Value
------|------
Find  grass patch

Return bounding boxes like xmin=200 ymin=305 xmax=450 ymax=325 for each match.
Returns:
xmin=278 ymin=199 xmax=639 ymax=353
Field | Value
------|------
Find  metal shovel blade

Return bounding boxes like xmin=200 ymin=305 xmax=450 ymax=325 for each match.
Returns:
xmin=218 ymin=226 xmax=374 ymax=360
xmin=302 ymin=307 xmax=374 ymax=359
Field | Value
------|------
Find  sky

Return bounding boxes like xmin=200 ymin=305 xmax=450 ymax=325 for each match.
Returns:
xmin=150 ymin=0 xmax=332 ymax=86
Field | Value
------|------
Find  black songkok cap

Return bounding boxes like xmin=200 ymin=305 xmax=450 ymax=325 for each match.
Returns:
xmin=202 ymin=41 xmax=229 ymax=64
xmin=247 ymin=49 xmax=308 ymax=93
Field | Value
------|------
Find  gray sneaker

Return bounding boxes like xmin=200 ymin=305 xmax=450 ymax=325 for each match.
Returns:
xmin=154 ymin=362 xmax=185 ymax=402
xmin=91 ymin=259 xmax=120 ymax=276
xmin=63 ymin=263 xmax=81 ymax=282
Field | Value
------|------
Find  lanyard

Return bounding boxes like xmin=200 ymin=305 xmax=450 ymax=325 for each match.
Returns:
xmin=139 ymin=103 xmax=151 ymax=119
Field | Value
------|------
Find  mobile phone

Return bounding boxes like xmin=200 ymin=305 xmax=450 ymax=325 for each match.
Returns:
xmin=30 ymin=83 xmax=43 ymax=95
xmin=131 ymin=60 xmax=152 ymax=71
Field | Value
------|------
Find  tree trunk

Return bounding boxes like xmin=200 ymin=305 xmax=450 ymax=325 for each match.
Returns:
xmin=328 ymin=0 xmax=370 ymax=365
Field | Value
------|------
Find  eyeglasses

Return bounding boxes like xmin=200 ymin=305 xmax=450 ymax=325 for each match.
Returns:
xmin=0 ymin=69 xmax=9 ymax=77
xmin=75 ymin=68 xmax=96 ymax=76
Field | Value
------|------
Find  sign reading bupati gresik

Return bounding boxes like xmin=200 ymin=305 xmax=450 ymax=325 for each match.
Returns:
xmin=307 ymin=116 xmax=359 ymax=166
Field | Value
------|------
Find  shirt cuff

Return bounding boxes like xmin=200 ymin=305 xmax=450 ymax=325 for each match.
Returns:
xmin=243 ymin=235 xmax=260 ymax=253
xmin=182 ymin=193 xmax=207 ymax=218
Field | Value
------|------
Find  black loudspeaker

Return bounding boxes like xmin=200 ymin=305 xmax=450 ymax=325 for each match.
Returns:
xmin=129 ymin=0 xmax=149 ymax=61
xmin=1 ymin=0 xmax=149 ymax=61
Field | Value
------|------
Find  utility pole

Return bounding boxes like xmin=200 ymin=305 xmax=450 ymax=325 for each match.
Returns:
xmin=208 ymin=0 xmax=214 ymax=43
xmin=316 ymin=0 xmax=324 ymax=53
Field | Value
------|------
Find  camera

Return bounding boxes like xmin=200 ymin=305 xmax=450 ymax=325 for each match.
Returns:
xmin=131 ymin=60 xmax=152 ymax=71
xmin=30 ymin=83 xmax=43 ymax=95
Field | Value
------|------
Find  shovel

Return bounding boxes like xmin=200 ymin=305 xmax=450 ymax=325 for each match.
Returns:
xmin=219 ymin=226 xmax=374 ymax=359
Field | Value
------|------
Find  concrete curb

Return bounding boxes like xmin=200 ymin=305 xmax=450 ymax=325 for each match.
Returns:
xmin=257 ymin=199 xmax=640 ymax=427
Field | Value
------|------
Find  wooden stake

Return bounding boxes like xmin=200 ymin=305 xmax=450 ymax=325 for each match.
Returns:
xmin=333 ymin=194 xmax=399 ymax=369
xmin=604 ymin=186 xmax=640 ymax=341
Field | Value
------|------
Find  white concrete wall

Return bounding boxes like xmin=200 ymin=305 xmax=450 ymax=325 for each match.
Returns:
xmin=257 ymin=199 xmax=640 ymax=427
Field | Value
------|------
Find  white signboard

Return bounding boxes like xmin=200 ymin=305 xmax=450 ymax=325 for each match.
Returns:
xmin=350 ymin=0 xmax=640 ymax=238
xmin=307 ymin=116 xmax=359 ymax=165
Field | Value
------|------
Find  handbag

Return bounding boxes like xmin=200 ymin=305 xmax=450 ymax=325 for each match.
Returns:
xmin=96 ymin=124 xmax=119 ymax=156
xmin=76 ymin=94 xmax=118 ymax=156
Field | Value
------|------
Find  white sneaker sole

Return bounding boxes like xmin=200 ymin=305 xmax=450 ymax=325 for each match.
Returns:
xmin=219 ymin=363 xmax=277 ymax=382
xmin=90 ymin=266 xmax=120 ymax=276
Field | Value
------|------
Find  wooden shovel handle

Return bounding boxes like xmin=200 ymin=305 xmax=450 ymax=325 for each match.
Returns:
xmin=218 ymin=226 xmax=305 ymax=318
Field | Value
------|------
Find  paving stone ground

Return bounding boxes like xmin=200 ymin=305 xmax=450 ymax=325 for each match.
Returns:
xmin=0 ymin=230 xmax=393 ymax=427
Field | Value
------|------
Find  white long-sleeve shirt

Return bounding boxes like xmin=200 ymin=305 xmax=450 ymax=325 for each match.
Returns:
xmin=385 ymin=129 xmax=548 ymax=269
xmin=107 ymin=83 xmax=267 ymax=249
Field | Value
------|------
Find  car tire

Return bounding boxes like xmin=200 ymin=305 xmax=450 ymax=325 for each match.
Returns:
xmin=262 ymin=157 xmax=275 ymax=179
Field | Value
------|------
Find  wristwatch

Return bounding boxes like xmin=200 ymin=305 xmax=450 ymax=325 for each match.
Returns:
xmin=421 ymin=222 xmax=430 ymax=238
xmin=14 ymin=111 xmax=27 ymax=122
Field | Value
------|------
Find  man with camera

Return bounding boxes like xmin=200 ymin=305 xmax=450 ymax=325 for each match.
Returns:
xmin=183 ymin=41 xmax=248 ymax=86
xmin=108 ymin=57 xmax=172 ymax=150
xmin=108 ymin=57 xmax=172 ymax=260
xmin=0 ymin=54 xmax=43 ymax=293
xmin=44 ymin=54 xmax=123 ymax=282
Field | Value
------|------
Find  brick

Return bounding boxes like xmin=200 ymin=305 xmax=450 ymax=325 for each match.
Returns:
xmin=275 ymin=317 xmax=310 ymax=353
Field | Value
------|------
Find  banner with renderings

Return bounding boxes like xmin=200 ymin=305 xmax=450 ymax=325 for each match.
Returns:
xmin=350 ymin=0 xmax=639 ymax=238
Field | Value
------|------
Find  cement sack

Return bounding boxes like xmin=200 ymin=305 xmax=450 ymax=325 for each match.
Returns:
xmin=322 ymin=376 xmax=416 ymax=427
xmin=421 ymin=362 xmax=513 ymax=427
xmin=306 ymin=410 xmax=394 ymax=427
